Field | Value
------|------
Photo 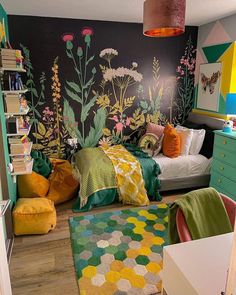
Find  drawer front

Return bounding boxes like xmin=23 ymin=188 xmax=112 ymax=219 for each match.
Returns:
xmin=212 ymin=159 xmax=236 ymax=182
xmin=209 ymin=181 xmax=236 ymax=202
xmin=214 ymin=134 xmax=236 ymax=152
xmin=213 ymin=146 xmax=236 ymax=167
xmin=210 ymin=171 xmax=236 ymax=197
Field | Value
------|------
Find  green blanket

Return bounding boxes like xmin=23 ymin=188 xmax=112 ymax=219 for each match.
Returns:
xmin=168 ymin=187 xmax=233 ymax=244
xmin=73 ymin=145 xmax=161 ymax=212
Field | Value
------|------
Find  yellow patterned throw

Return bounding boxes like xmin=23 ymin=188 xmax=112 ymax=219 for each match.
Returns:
xmin=101 ymin=145 xmax=149 ymax=206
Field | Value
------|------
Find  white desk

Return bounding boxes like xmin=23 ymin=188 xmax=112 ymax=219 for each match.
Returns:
xmin=162 ymin=233 xmax=233 ymax=295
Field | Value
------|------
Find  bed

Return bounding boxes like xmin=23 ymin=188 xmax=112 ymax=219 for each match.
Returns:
xmin=72 ymin=112 xmax=224 ymax=212
xmin=157 ymin=112 xmax=224 ymax=191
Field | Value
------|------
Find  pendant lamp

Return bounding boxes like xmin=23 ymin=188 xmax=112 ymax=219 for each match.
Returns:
xmin=143 ymin=0 xmax=186 ymax=37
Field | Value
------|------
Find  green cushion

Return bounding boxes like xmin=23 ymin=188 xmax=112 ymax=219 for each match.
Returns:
xmin=31 ymin=151 xmax=53 ymax=178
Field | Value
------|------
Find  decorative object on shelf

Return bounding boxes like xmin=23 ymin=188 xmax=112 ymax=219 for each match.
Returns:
xmin=143 ymin=0 xmax=186 ymax=37
xmin=0 ymin=48 xmax=23 ymax=69
xmin=197 ymin=62 xmax=222 ymax=112
xmin=223 ymin=120 xmax=233 ymax=133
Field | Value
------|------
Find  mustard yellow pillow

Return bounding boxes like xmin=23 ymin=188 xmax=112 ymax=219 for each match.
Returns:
xmin=163 ymin=124 xmax=181 ymax=158
xmin=13 ymin=198 xmax=56 ymax=235
xmin=18 ymin=172 xmax=50 ymax=198
xmin=47 ymin=159 xmax=79 ymax=205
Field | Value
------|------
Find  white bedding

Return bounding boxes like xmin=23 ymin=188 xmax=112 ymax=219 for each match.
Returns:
xmin=153 ymin=154 xmax=211 ymax=180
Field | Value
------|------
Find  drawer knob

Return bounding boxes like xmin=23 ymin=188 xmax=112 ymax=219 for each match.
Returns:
xmin=222 ymin=140 xmax=227 ymax=145
xmin=218 ymin=179 xmax=222 ymax=183
xmin=220 ymin=166 xmax=224 ymax=171
xmin=221 ymin=153 xmax=225 ymax=158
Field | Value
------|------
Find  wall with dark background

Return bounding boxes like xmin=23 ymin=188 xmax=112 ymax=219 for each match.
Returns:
xmin=8 ymin=16 xmax=198 ymax=157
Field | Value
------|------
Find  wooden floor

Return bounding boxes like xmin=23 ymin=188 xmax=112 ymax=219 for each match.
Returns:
xmin=9 ymin=193 xmax=182 ymax=295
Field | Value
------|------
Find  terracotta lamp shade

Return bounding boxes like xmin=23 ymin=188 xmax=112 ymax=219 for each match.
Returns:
xmin=143 ymin=0 xmax=186 ymax=37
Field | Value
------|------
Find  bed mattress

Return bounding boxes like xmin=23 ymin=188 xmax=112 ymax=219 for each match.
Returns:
xmin=153 ymin=154 xmax=211 ymax=180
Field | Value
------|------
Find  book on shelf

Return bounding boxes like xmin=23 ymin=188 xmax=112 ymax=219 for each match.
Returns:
xmin=11 ymin=155 xmax=32 ymax=173
xmin=8 ymin=135 xmax=29 ymax=144
xmin=10 ymin=142 xmax=31 ymax=155
xmin=4 ymin=94 xmax=28 ymax=113
xmin=0 ymin=49 xmax=23 ymax=69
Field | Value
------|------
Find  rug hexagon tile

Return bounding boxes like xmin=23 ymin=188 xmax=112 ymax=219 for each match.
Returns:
xmin=69 ymin=204 xmax=169 ymax=294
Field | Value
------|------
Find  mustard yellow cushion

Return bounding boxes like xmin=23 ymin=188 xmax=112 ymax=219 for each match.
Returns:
xmin=47 ymin=159 xmax=79 ymax=205
xmin=13 ymin=198 xmax=57 ymax=235
xmin=18 ymin=172 xmax=50 ymax=198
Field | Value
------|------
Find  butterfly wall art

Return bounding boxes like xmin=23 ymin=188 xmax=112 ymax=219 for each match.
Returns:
xmin=197 ymin=62 xmax=222 ymax=112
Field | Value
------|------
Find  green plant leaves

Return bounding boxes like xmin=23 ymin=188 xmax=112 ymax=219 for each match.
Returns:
xmin=63 ymin=99 xmax=83 ymax=146
xmin=65 ymin=86 xmax=82 ymax=104
xmin=81 ymin=95 xmax=98 ymax=123
xmin=84 ymin=108 xmax=106 ymax=147
xmin=38 ymin=122 xmax=46 ymax=136
xmin=86 ymin=55 xmax=94 ymax=65
xmin=66 ymin=81 xmax=81 ymax=93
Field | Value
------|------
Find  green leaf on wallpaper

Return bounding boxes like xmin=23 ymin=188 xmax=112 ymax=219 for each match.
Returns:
xmin=66 ymin=50 xmax=73 ymax=59
xmin=75 ymin=68 xmax=81 ymax=76
xmin=31 ymin=88 xmax=38 ymax=98
xmin=32 ymin=133 xmax=44 ymax=140
xmin=26 ymin=79 xmax=34 ymax=86
xmin=48 ymin=139 xmax=58 ymax=147
xmin=38 ymin=122 xmax=46 ymax=136
xmin=84 ymin=108 xmax=106 ymax=147
xmin=65 ymin=87 xmax=82 ymax=104
xmin=38 ymin=101 xmax=45 ymax=106
xmin=81 ymin=95 xmax=98 ymax=123
xmin=83 ymin=77 xmax=94 ymax=90
xmin=33 ymin=108 xmax=42 ymax=118
xmin=33 ymin=143 xmax=45 ymax=150
xmin=86 ymin=55 xmax=95 ymax=66
xmin=63 ymin=99 xmax=83 ymax=146
xmin=66 ymin=81 xmax=81 ymax=93
xmin=140 ymin=100 xmax=148 ymax=110
xmin=30 ymin=118 xmax=38 ymax=125
xmin=45 ymin=129 xmax=53 ymax=138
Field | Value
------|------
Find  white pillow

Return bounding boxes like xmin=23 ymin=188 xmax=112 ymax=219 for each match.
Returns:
xmin=176 ymin=128 xmax=193 ymax=155
xmin=176 ymin=125 xmax=206 ymax=155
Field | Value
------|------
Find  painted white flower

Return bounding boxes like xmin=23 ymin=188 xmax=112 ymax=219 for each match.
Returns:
xmin=132 ymin=62 xmax=138 ymax=68
xmin=103 ymin=67 xmax=143 ymax=82
xmin=99 ymin=48 xmax=118 ymax=60
xmin=99 ymin=136 xmax=113 ymax=147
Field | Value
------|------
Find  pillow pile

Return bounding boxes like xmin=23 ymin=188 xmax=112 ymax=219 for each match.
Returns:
xmin=176 ymin=125 xmax=206 ymax=155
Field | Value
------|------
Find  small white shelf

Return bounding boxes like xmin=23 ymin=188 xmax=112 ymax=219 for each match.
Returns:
xmin=2 ymin=89 xmax=28 ymax=95
xmin=9 ymin=142 xmax=32 ymax=156
xmin=5 ymin=108 xmax=29 ymax=116
xmin=11 ymin=159 xmax=34 ymax=176
xmin=0 ymin=67 xmax=26 ymax=73
xmin=7 ymin=125 xmax=31 ymax=137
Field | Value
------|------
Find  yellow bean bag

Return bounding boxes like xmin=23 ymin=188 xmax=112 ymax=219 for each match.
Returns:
xmin=13 ymin=198 xmax=56 ymax=235
xmin=47 ymin=159 xmax=79 ymax=205
xmin=18 ymin=172 xmax=50 ymax=198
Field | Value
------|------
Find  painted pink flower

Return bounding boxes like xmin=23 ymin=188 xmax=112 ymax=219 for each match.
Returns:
xmin=81 ymin=27 xmax=93 ymax=36
xmin=126 ymin=117 xmax=131 ymax=126
xmin=176 ymin=66 xmax=181 ymax=73
xmin=111 ymin=115 xmax=119 ymax=122
xmin=62 ymin=33 xmax=74 ymax=42
xmin=115 ymin=122 xmax=124 ymax=132
xmin=181 ymin=70 xmax=185 ymax=76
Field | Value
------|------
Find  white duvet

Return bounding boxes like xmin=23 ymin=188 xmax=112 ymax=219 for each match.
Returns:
xmin=153 ymin=154 xmax=211 ymax=180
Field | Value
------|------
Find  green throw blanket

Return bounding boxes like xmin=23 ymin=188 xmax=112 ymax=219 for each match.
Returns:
xmin=169 ymin=187 xmax=233 ymax=244
xmin=73 ymin=144 xmax=161 ymax=212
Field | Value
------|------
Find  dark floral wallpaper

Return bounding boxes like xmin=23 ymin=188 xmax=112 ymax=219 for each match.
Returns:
xmin=8 ymin=16 xmax=198 ymax=158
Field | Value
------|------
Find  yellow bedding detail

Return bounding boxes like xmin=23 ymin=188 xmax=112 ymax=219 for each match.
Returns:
xmin=101 ymin=145 xmax=149 ymax=206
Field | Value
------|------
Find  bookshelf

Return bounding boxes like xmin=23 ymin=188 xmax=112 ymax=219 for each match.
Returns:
xmin=0 ymin=48 xmax=33 ymax=176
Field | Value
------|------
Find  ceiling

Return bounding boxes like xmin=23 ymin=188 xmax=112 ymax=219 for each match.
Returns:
xmin=2 ymin=0 xmax=236 ymax=26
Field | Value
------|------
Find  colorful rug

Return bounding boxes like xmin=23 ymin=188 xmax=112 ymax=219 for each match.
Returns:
xmin=69 ymin=204 xmax=169 ymax=295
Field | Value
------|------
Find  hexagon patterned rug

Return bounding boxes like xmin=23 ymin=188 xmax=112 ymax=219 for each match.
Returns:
xmin=69 ymin=204 xmax=169 ymax=295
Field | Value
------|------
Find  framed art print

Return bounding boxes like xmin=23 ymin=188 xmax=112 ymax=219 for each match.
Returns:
xmin=197 ymin=62 xmax=222 ymax=112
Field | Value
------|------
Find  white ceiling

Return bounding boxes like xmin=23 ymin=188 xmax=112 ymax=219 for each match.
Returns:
xmin=2 ymin=0 xmax=236 ymax=26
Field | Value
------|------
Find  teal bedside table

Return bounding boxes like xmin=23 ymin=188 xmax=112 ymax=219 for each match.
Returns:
xmin=210 ymin=130 xmax=236 ymax=201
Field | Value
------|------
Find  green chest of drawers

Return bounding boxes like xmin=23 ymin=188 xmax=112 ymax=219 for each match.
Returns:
xmin=210 ymin=130 xmax=236 ymax=201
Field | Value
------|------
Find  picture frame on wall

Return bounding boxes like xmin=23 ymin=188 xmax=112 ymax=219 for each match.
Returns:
xmin=197 ymin=62 xmax=222 ymax=112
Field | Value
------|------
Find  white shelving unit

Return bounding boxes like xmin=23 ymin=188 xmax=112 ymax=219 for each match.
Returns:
xmin=2 ymin=89 xmax=28 ymax=95
xmin=0 ymin=64 xmax=33 ymax=177
xmin=11 ymin=159 xmax=34 ymax=176
xmin=0 ymin=67 xmax=26 ymax=72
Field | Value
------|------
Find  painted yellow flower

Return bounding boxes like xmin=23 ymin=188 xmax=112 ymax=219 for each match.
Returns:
xmin=0 ymin=21 xmax=6 ymax=43
xmin=96 ymin=94 xmax=110 ymax=107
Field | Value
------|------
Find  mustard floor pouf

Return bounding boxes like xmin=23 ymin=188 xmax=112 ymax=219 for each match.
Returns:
xmin=13 ymin=198 xmax=57 ymax=235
